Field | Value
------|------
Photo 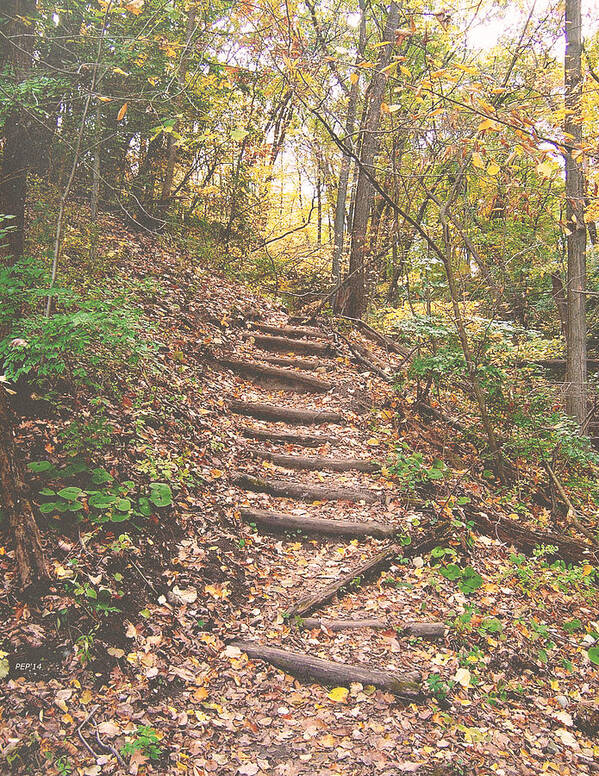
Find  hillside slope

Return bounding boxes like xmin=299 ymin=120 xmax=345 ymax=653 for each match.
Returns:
xmin=1 ymin=222 xmax=598 ymax=776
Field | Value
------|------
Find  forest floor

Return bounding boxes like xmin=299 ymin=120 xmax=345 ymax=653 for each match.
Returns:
xmin=1 ymin=216 xmax=599 ymax=776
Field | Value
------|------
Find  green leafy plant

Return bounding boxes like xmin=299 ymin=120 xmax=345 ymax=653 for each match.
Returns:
xmin=439 ymin=563 xmax=484 ymax=594
xmin=121 ymin=725 xmax=162 ymax=761
xmin=28 ymin=459 xmax=173 ymax=525
xmin=386 ymin=442 xmax=449 ymax=492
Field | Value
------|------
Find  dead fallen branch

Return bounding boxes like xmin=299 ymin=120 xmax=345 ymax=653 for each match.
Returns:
xmin=544 ymin=462 xmax=599 ymax=546
xmin=285 ymin=526 xmax=446 ymax=618
xmin=230 ymin=642 xmax=422 ymax=699
xmin=471 ymin=510 xmax=599 ymax=565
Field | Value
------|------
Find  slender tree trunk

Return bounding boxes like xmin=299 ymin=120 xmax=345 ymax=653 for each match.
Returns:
xmin=564 ymin=0 xmax=587 ymax=427
xmin=90 ymin=103 xmax=101 ymax=262
xmin=342 ymin=2 xmax=400 ymax=318
xmin=0 ymin=386 xmax=49 ymax=588
xmin=332 ymin=0 xmax=366 ymax=302
xmin=0 ymin=0 xmax=36 ymax=263
xmin=160 ymin=6 xmax=196 ymax=211
xmin=440 ymin=222 xmax=507 ymax=483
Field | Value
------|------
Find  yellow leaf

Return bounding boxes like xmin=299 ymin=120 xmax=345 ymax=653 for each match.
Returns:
xmin=97 ymin=96 xmax=112 ymax=103
xmin=537 ymin=160 xmax=555 ymax=177
xmin=582 ymin=564 xmax=593 ymax=577
xmin=117 ymin=102 xmax=128 ymax=121
xmin=472 ymin=152 xmax=484 ymax=169
xmin=125 ymin=0 xmax=144 ymax=14
xmin=80 ymin=689 xmax=93 ymax=705
xmin=478 ymin=118 xmax=500 ymax=131
xmin=487 ymin=162 xmax=500 ymax=176
xmin=211 ymin=469 xmax=223 ymax=479
xmin=328 ymin=686 xmax=349 ymax=703
xmin=113 ymin=67 xmax=129 ymax=76
xmin=400 ymin=65 xmax=412 ymax=77
xmin=349 ymin=72 xmax=359 ymax=85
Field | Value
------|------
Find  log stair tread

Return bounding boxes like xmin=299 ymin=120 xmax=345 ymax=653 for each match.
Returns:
xmin=229 ymin=400 xmax=344 ymax=425
xmin=251 ymin=323 xmax=325 ymax=339
xmin=243 ymin=445 xmax=379 ymax=472
xmin=240 ymin=427 xmax=339 ymax=447
xmin=232 ymin=471 xmax=381 ymax=503
xmin=218 ymin=357 xmax=333 ymax=393
xmin=230 ymin=641 xmax=422 ymax=699
xmin=250 ymin=333 xmax=332 ymax=356
xmin=240 ymin=507 xmax=394 ymax=538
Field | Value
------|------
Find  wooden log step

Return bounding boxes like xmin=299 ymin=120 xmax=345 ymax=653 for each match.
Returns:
xmin=230 ymin=642 xmax=422 ymax=699
xmin=260 ymin=355 xmax=331 ymax=371
xmin=232 ymin=472 xmax=380 ymax=503
xmin=218 ymin=358 xmax=333 ymax=393
xmin=252 ymin=323 xmax=325 ymax=339
xmin=251 ymin=333 xmax=333 ymax=356
xmin=229 ymin=401 xmax=344 ymax=426
xmin=285 ymin=526 xmax=445 ymax=618
xmin=296 ymin=619 xmax=446 ymax=639
xmin=240 ymin=427 xmax=338 ymax=448
xmin=240 ymin=508 xmax=394 ymax=538
xmin=244 ymin=446 xmax=379 ymax=472
xmin=299 ymin=617 xmax=387 ymax=631
xmin=401 ymin=622 xmax=447 ymax=639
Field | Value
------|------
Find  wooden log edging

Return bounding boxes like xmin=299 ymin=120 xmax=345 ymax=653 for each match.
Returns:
xmin=250 ymin=333 xmax=333 ymax=356
xmin=230 ymin=641 xmax=422 ymax=699
xmin=240 ymin=427 xmax=338 ymax=447
xmin=218 ymin=358 xmax=333 ymax=394
xmin=232 ymin=472 xmax=380 ymax=504
xmin=240 ymin=508 xmax=395 ymax=538
xmin=229 ymin=401 xmax=344 ymax=426
xmin=244 ymin=446 xmax=379 ymax=473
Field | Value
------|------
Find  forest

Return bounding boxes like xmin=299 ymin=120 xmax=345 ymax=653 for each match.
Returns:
xmin=1 ymin=0 xmax=599 ymax=774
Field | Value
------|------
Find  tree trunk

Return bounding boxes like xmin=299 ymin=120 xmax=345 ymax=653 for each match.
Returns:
xmin=0 ymin=0 xmax=37 ymax=262
xmin=160 ymin=6 xmax=196 ymax=211
xmin=564 ymin=0 xmax=587 ymax=427
xmin=0 ymin=386 xmax=49 ymax=588
xmin=342 ymin=2 xmax=400 ymax=318
xmin=331 ymin=0 xmax=366 ymax=302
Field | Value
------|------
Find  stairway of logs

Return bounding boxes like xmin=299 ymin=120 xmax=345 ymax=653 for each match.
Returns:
xmin=221 ymin=315 xmax=445 ymax=700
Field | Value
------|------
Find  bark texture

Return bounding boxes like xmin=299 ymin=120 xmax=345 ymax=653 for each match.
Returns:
xmin=564 ymin=0 xmax=587 ymax=426
xmin=231 ymin=642 xmax=422 ymax=698
xmin=229 ymin=401 xmax=343 ymax=425
xmin=0 ymin=386 xmax=49 ymax=588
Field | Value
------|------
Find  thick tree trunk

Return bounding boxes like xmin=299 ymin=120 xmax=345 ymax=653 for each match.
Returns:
xmin=564 ymin=0 xmax=587 ymax=427
xmin=0 ymin=386 xmax=49 ymax=588
xmin=342 ymin=2 xmax=400 ymax=318
xmin=0 ymin=0 xmax=37 ymax=262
